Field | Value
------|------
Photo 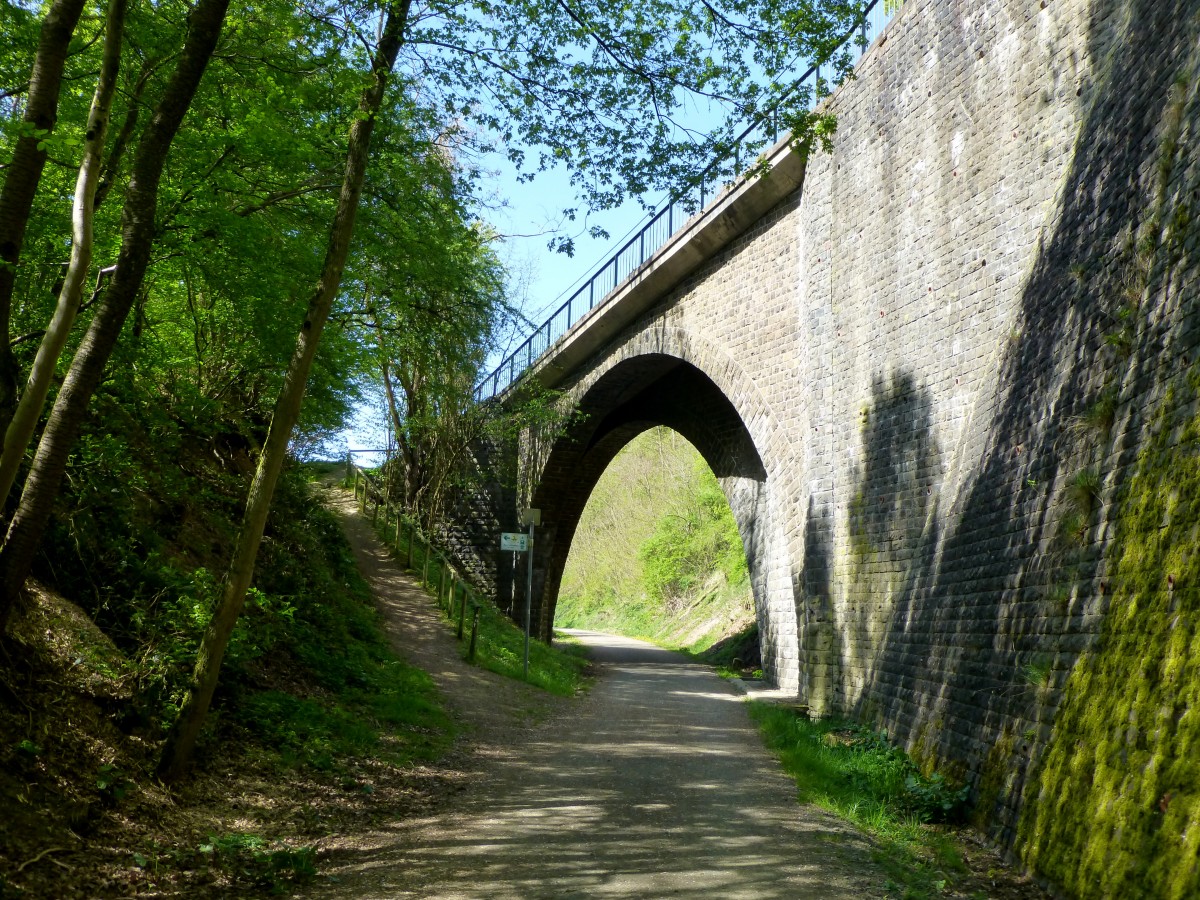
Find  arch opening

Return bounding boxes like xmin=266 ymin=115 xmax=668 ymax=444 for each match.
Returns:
xmin=521 ymin=354 xmax=799 ymax=690
xmin=554 ymin=426 xmax=759 ymax=666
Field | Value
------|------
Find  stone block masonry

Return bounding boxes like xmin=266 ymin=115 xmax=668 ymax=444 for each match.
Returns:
xmin=450 ymin=0 xmax=1200 ymax=893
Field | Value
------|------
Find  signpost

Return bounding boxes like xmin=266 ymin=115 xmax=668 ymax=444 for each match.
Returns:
xmin=500 ymin=532 xmax=528 ymax=552
xmin=518 ymin=508 xmax=541 ymax=680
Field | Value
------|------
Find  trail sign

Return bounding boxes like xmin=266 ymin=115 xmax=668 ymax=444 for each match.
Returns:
xmin=500 ymin=532 xmax=529 ymax=552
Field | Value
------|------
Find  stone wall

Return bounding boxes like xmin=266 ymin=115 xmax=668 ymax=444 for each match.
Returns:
xmin=460 ymin=0 xmax=1200 ymax=890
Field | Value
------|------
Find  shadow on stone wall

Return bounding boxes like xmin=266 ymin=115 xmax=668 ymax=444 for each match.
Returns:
xmin=836 ymin=0 xmax=1200 ymax=884
xmin=797 ymin=496 xmax=840 ymax=714
xmin=842 ymin=371 xmax=942 ymax=719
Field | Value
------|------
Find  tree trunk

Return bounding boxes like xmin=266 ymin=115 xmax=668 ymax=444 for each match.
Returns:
xmin=0 ymin=0 xmax=128 ymax=508
xmin=0 ymin=0 xmax=89 ymax=436
xmin=157 ymin=0 xmax=414 ymax=783
xmin=0 ymin=0 xmax=232 ymax=630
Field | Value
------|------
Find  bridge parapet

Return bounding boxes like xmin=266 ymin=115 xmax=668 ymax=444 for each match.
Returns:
xmin=474 ymin=0 xmax=895 ymax=403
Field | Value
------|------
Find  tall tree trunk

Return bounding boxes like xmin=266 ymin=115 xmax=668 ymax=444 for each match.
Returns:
xmin=0 ymin=0 xmax=232 ymax=630
xmin=0 ymin=0 xmax=129 ymax=508
xmin=157 ymin=0 xmax=414 ymax=783
xmin=0 ymin=0 xmax=89 ymax=436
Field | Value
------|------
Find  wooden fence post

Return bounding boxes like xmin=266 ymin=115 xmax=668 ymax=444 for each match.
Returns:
xmin=468 ymin=604 xmax=481 ymax=662
xmin=457 ymin=586 xmax=468 ymax=639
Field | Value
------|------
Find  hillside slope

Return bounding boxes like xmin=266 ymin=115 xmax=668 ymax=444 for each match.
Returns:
xmin=556 ymin=427 xmax=755 ymax=657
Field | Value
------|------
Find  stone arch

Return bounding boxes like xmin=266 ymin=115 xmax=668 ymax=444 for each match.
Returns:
xmin=524 ymin=327 xmax=801 ymax=690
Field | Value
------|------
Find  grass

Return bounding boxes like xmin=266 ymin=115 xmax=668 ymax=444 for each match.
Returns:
xmin=749 ymin=703 xmax=971 ymax=898
xmin=362 ymin=490 xmax=590 ymax=697
xmin=226 ymin=473 xmax=456 ymax=774
xmin=469 ymin=601 xmax=590 ymax=695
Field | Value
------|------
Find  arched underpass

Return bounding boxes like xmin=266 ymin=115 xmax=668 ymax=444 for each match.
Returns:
xmin=521 ymin=353 xmax=802 ymax=691
xmin=553 ymin=425 xmax=758 ymax=663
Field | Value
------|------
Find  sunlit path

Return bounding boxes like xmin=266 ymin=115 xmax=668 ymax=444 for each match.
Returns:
xmin=316 ymin=629 xmax=886 ymax=899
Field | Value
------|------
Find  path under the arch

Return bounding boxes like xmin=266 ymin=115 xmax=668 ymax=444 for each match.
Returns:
xmin=316 ymin=484 xmax=887 ymax=899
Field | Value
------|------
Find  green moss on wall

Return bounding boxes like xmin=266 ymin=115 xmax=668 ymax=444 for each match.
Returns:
xmin=973 ymin=730 xmax=1017 ymax=831
xmin=1017 ymin=376 xmax=1200 ymax=898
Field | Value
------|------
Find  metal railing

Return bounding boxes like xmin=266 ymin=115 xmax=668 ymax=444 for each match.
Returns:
xmin=474 ymin=0 xmax=894 ymax=402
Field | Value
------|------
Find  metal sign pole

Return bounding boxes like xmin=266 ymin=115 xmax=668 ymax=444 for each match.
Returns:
xmin=524 ymin=518 xmax=534 ymax=680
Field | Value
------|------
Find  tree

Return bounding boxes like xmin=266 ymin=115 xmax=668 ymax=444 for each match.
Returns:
xmin=0 ymin=0 xmax=89 ymax=433
xmin=0 ymin=0 xmax=233 ymax=629
xmin=0 ymin=0 xmax=129 ymax=506
xmin=343 ymin=143 xmax=515 ymax=527
xmin=157 ymin=0 xmax=416 ymax=782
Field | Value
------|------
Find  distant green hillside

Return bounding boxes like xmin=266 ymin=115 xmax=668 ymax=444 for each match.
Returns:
xmin=556 ymin=428 xmax=754 ymax=653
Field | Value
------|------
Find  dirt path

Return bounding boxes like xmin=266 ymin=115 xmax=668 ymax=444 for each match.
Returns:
xmin=315 ymin=485 xmax=888 ymax=898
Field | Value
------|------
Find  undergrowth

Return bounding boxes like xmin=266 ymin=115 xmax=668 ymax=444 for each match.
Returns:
xmin=2 ymin=386 xmax=457 ymax=896
xmin=469 ymin=600 xmax=590 ymax=695
xmin=750 ymin=703 xmax=971 ymax=898
xmin=131 ymin=833 xmax=318 ymax=895
xmin=362 ymin=484 xmax=589 ymax=697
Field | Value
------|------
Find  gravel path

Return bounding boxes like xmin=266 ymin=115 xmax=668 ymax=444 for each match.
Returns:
xmin=314 ymin=485 xmax=888 ymax=899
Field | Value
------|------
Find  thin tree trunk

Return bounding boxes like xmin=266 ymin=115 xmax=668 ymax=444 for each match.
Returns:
xmin=368 ymin=303 xmax=417 ymax=506
xmin=0 ymin=0 xmax=89 ymax=436
xmin=0 ymin=0 xmax=129 ymax=508
xmin=94 ymin=58 xmax=157 ymax=212
xmin=0 ymin=0 xmax=232 ymax=630
xmin=157 ymin=0 xmax=414 ymax=783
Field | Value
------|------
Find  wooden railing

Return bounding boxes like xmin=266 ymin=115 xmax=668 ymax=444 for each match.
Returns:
xmin=348 ymin=463 xmax=484 ymax=660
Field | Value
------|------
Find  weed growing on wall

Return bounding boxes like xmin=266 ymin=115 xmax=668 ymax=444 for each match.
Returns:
xmin=1018 ymin=373 xmax=1200 ymax=899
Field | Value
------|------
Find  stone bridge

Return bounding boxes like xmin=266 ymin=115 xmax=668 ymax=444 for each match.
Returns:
xmin=446 ymin=0 xmax=1200 ymax=888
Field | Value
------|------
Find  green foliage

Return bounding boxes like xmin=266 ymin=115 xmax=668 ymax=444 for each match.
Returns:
xmin=640 ymin=458 xmax=748 ymax=604
xmin=34 ymin=390 xmax=453 ymax=774
xmin=94 ymin=764 xmax=131 ymax=803
xmin=409 ymin=0 xmax=865 ymax=214
xmin=15 ymin=739 xmax=40 ymax=758
xmin=558 ymin=428 xmax=753 ymax=653
xmin=198 ymin=832 xmax=317 ymax=894
xmin=750 ymin=705 xmax=970 ymax=898
xmin=468 ymin=599 xmax=589 ymax=696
